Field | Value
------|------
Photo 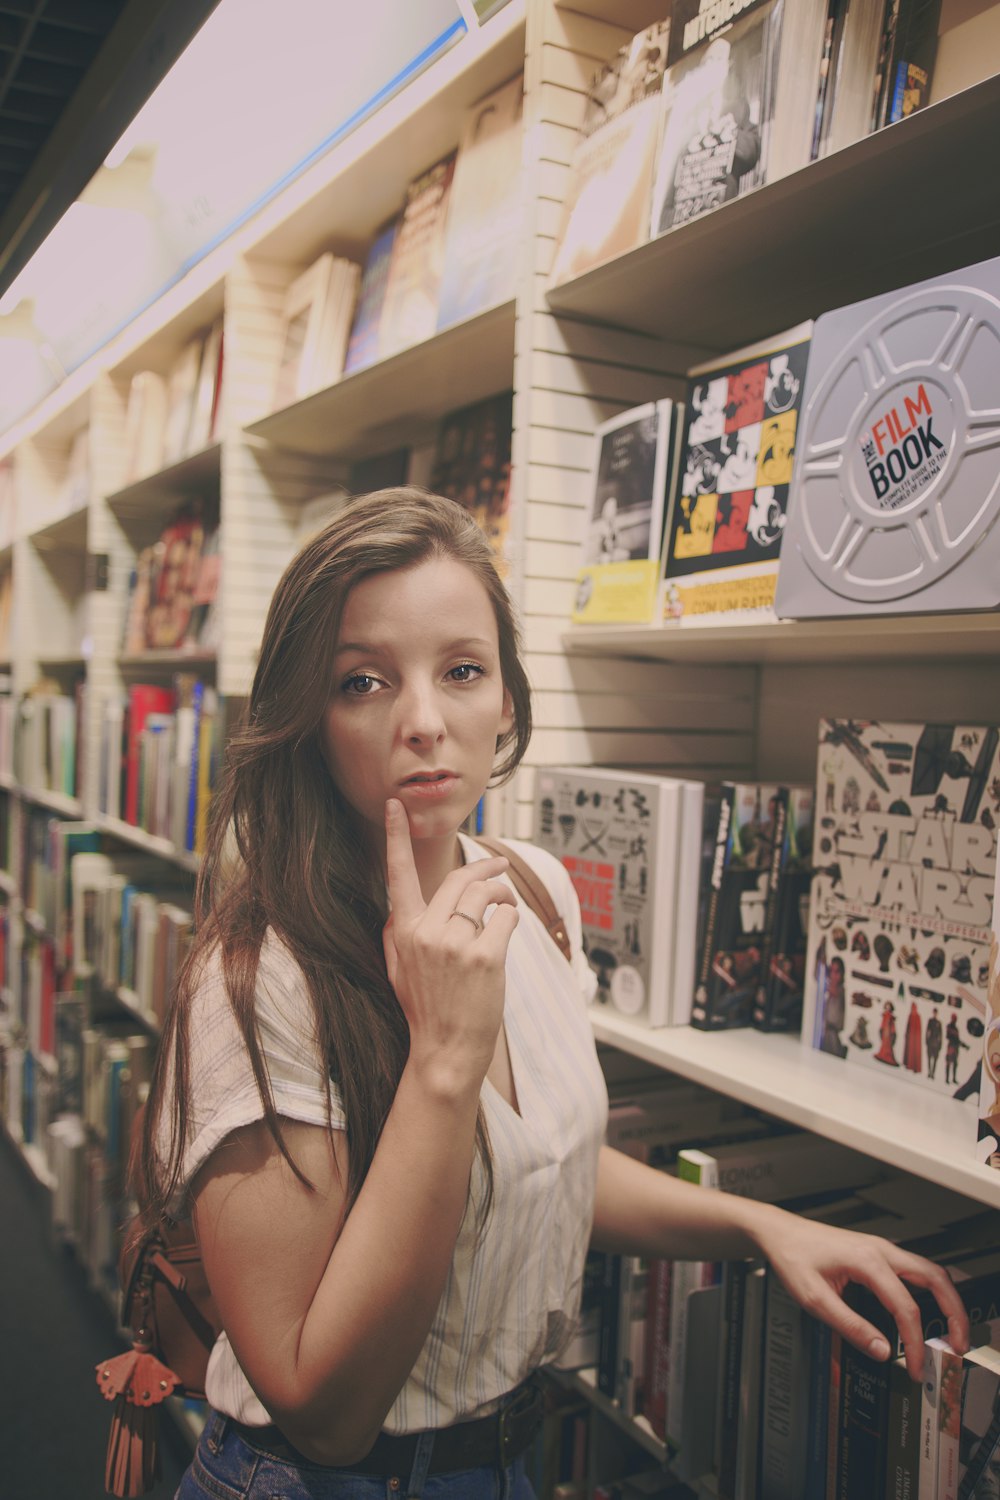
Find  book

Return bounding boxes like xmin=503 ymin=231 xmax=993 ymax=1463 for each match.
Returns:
xmin=878 ymin=0 xmax=942 ymax=127
xmin=161 ymin=339 xmax=203 ymax=465
xmin=735 ymin=1263 xmax=767 ymax=1498
xmin=429 ymin=391 xmax=513 ymax=571
xmin=922 ymin=1336 xmax=963 ymax=1500
xmin=957 ymin=1326 xmax=1000 ymax=1498
xmin=883 ymin=1357 xmax=921 ymax=1500
xmin=800 ymin=718 xmax=998 ymax=1109
xmin=661 ymin=324 xmax=812 ymax=622
xmin=573 ymin=400 xmax=681 ymax=626
xmin=676 ymin=1130 xmax=882 ymax=1203
xmin=436 ymin=71 xmax=523 ymax=330
xmin=122 ymin=370 xmax=168 ymax=481
xmin=815 ymin=0 xmax=886 ymax=158
xmin=691 ymin=781 xmax=785 ymax=1031
xmin=753 ymin=784 xmax=814 ymax=1033
xmin=123 ymin=683 xmax=175 ymax=826
xmin=978 ymin=851 xmax=1000 ymax=1172
xmin=533 ymin=766 xmax=689 ymax=1027
xmin=343 ymin=218 xmax=399 ymax=374
xmin=186 ymin=318 xmax=223 ymax=452
xmin=145 ymin=508 xmax=206 ymax=650
xmin=649 ymin=0 xmax=780 ymax=237
xmin=272 ymin=252 xmax=337 ymax=409
xmin=775 ymin=252 xmax=1000 ymax=620
xmin=758 ymin=1270 xmax=815 ymax=1499
xmin=549 ymin=20 xmax=671 ymax=286
xmin=378 ymin=154 xmax=456 ymax=360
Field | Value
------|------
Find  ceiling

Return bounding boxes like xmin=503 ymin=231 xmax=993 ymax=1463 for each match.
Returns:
xmin=0 ymin=0 xmax=223 ymax=297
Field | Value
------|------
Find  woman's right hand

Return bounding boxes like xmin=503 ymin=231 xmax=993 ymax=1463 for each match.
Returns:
xmin=381 ymin=797 xmax=519 ymax=1091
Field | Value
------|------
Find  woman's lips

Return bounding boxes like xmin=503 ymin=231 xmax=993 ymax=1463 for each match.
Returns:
xmin=400 ymin=772 xmax=458 ymax=800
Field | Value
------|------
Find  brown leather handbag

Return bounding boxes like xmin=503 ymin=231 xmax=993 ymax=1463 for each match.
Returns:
xmin=96 ymin=838 xmax=569 ymax=1496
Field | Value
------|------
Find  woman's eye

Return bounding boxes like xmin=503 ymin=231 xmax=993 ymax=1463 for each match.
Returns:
xmin=449 ymin=662 xmax=484 ymax=683
xmin=343 ymin=673 xmax=382 ymax=696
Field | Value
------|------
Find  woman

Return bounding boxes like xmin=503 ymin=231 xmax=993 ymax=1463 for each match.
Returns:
xmin=136 ymin=489 xmax=967 ymax=1500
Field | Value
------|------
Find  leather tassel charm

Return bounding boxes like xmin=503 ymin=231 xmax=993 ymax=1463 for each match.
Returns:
xmin=96 ymin=1333 xmax=180 ymax=1498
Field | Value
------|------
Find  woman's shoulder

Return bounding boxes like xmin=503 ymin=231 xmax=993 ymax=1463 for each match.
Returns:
xmin=187 ymin=928 xmax=316 ymax=1046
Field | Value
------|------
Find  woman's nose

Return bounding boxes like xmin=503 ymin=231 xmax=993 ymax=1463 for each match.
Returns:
xmin=398 ymin=683 xmax=446 ymax=744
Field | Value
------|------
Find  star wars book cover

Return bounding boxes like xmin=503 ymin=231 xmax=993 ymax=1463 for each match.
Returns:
xmin=691 ymin=781 xmax=785 ymax=1030
xmin=801 ymin=718 xmax=1000 ymax=1109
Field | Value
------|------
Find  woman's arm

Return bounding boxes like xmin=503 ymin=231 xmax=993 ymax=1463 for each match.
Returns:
xmin=591 ymin=1144 xmax=970 ymax=1380
xmin=191 ymin=800 xmax=519 ymax=1465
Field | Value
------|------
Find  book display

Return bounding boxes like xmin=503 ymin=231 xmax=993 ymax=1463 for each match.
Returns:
xmin=775 ymin=252 xmax=1000 ymax=621
xmin=573 ymin=400 xmax=681 ymax=626
xmin=660 ymin=324 xmax=812 ymax=622
xmin=549 ymin=20 xmax=671 ymax=287
xmin=802 ymin=718 xmax=997 ymax=1118
xmin=533 ymin=765 xmax=705 ymax=1029
xmin=1 ymin=1 xmax=999 ymax=1493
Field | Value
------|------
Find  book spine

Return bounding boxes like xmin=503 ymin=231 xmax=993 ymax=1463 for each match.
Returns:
xmin=919 ymin=1342 xmax=941 ymax=1500
xmin=826 ymin=1333 xmax=842 ymax=1500
xmin=883 ymin=1358 xmax=920 ymax=1500
xmin=759 ymin=1269 xmax=809 ymax=1499
xmin=691 ymin=785 xmax=733 ymax=1029
xmin=936 ymin=1341 xmax=961 ymax=1500
xmin=805 ymin=1319 xmax=831 ymax=1500
xmin=644 ymin=1257 xmax=672 ymax=1441
xmin=597 ymin=1252 xmax=620 ymax=1398
xmin=717 ymin=1259 xmax=748 ymax=1500
xmin=837 ymin=1344 xmax=891 ymax=1500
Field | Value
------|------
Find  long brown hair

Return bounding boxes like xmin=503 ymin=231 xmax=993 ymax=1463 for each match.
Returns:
xmin=132 ymin=488 xmax=532 ymax=1239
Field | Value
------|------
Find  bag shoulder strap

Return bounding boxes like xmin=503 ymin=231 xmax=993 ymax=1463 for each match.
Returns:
xmin=474 ymin=836 xmax=571 ymax=964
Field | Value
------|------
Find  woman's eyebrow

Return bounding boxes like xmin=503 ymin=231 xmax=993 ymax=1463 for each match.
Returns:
xmin=334 ymin=636 xmax=496 ymax=657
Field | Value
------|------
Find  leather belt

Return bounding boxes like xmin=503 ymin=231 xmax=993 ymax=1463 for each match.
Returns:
xmin=230 ymin=1378 xmax=545 ymax=1477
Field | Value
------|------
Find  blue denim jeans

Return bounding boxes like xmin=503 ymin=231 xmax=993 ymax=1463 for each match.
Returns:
xmin=175 ymin=1410 xmax=538 ymax=1500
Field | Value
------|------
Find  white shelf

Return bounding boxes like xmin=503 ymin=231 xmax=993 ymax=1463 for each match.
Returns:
xmin=590 ymin=1013 xmax=999 ymax=1209
xmin=562 ymin=611 xmax=1000 ymax=666
xmin=16 ymin=786 xmax=83 ymax=818
xmin=114 ymin=986 xmax=159 ymax=1034
xmin=117 ymin=649 xmax=217 ymax=670
xmin=555 ymin=1367 xmax=667 ymax=1465
xmin=106 ymin=441 xmax=222 ymax=518
xmin=546 ymin=71 xmax=1000 ymax=351
xmin=93 ymin=814 xmax=201 ymax=873
xmin=246 ymin=300 xmax=515 ymax=459
xmin=2 ymin=1124 xmax=57 ymax=1192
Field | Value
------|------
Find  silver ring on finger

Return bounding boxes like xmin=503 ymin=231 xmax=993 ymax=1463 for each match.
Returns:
xmin=450 ymin=909 xmax=483 ymax=933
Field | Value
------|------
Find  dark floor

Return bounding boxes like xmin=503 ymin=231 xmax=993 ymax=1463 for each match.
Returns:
xmin=0 ymin=1136 xmax=191 ymax=1500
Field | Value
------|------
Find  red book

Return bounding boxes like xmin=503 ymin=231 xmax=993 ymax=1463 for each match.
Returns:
xmin=125 ymin=684 xmax=175 ymax=826
xmin=644 ymin=1256 xmax=672 ymax=1439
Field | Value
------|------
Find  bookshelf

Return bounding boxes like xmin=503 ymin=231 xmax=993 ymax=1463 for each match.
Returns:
xmin=0 ymin=0 xmax=997 ymax=1490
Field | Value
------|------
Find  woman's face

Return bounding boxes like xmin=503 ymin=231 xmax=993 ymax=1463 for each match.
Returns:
xmin=321 ymin=554 xmax=513 ymax=840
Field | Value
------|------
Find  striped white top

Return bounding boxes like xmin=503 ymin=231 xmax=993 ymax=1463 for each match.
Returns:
xmin=168 ymin=835 xmax=608 ymax=1434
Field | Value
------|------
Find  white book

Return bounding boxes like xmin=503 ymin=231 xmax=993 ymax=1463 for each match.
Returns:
xmin=671 ymin=778 xmax=706 ymax=1025
xmin=533 ymin=766 xmax=684 ymax=1027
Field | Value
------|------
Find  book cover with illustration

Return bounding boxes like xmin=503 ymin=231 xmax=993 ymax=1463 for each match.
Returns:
xmin=549 ymin=19 xmax=671 ymax=287
xmin=661 ymin=324 xmax=811 ymax=622
xmin=775 ymin=252 xmax=1000 ymax=620
xmin=429 ymin=391 xmax=512 ymax=572
xmin=801 ymin=718 xmax=999 ymax=1112
xmin=691 ymin=781 xmax=786 ymax=1031
xmin=378 ymin=154 xmax=456 ymax=360
xmin=343 ymin=218 xmax=400 ymax=375
xmin=649 ymin=0 xmax=781 ymax=238
xmin=573 ymin=399 xmax=680 ymax=625
xmin=436 ymin=72 xmax=523 ymax=330
xmin=532 ymin=766 xmax=692 ymax=1027
xmin=978 ymin=836 xmax=1000 ymax=1172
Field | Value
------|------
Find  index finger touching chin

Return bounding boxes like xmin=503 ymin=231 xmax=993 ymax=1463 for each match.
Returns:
xmin=384 ymin=798 xmax=423 ymax=919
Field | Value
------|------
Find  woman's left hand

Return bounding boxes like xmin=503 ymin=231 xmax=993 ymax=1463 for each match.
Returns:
xmin=756 ymin=1211 xmax=971 ymax=1380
